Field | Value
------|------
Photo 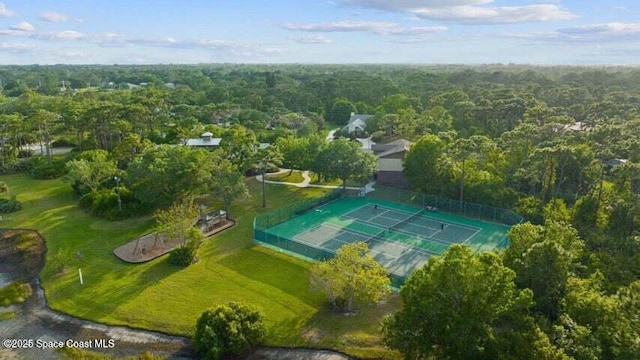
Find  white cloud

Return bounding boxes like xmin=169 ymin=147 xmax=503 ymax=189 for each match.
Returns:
xmin=336 ymin=1 xmax=577 ymax=24
xmin=290 ymin=35 xmax=333 ymax=44
xmin=39 ymin=12 xmax=68 ymax=22
xmin=558 ymin=22 xmax=640 ymax=36
xmin=1 ymin=42 xmax=36 ymax=53
xmin=413 ymin=4 xmax=577 ymax=23
xmin=339 ymin=0 xmax=491 ymax=11
xmin=0 ymin=3 xmax=15 ymax=17
xmin=38 ymin=12 xmax=83 ymax=23
xmin=503 ymin=23 xmax=640 ymax=42
xmin=281 ymin=20 xmax=445 ymax=35
xmin=0 ymin=24 xmax=283 ymax=59
xmin=10 ymin=22 xmax=34 ymax=32
xmin=387 ymin=26 xmax=447 ymax=35
xmin=88 ymin=35 xmax=284 ymax=57
xmin=0 ymin=29 xmax=28 ymax=37
xmin=34 ymin=30 xmax=85 ymax=40
xmin=282 ymin=20 xmax=397 ymax=33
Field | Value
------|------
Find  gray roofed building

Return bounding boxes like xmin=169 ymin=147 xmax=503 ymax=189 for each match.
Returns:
xmin=372 ymin=139 xmax=411 ymax=158
xmin=373 ymin=139 xmax=412 ymax=187
xmin=186 ymin=132 xmax=222 ymax=148
xmin=344 ymin=113 xmax=373 ymax=137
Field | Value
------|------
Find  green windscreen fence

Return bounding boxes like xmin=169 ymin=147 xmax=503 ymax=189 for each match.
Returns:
xmin=254 ymin=188 xmax=345 ymax=231
xmin=253 ymin=186 xmax=519 ymax=288
xmin=368 ymin=186 xmax=523 ymax=226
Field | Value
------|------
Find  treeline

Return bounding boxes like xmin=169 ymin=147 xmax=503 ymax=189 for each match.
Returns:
xmin=0 ymin=64 xmax=638 ymax=358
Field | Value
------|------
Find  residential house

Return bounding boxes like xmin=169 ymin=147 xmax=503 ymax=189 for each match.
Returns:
xmin=185 ymin=132 xmax=222 ymax=149
xmin=343 ymin=113 xmax=373 ymax=138
xmin=372 ymin=139 xmax=412 ymax=187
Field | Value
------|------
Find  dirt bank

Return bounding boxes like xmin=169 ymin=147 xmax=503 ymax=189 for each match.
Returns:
xmin=0 ymin=229 xmax=354 ymax=360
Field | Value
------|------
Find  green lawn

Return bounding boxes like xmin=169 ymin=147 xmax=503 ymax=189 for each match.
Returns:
xmin=308 ymin=172 xmax=368 ymax=187
xmin=266 ymin=170 xmax=305 ymax=183
xmin=0 ymin=173 xmax=400 ymax=358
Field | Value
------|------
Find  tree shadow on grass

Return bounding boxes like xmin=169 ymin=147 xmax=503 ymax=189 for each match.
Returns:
xmin=46 ymin=254 xmax=179 ymax=323
xmin=299 ymin=295 xmax=402 ymax=356
xmin=216 ymin=246 xmax=318 ymax=306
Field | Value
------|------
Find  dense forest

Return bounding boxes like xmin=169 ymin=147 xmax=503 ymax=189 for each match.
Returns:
xmin=0 ymin=64 xmax=638 ymax=359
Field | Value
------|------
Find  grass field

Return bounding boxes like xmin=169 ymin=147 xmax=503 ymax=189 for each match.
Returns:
xmin=0 ymin=173 xmax=401 ymax=358
xmin=266 ymin=170 xmax=305 ymax=183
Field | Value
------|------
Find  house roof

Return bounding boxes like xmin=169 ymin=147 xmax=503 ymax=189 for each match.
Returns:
xmin=186 ymin=137 xmax=221 ymax=147
xmin=606 ymin=158 xmax=628 ymax=167
xmin=374 ymin=139 xmax=412 ymax=158
xmin=352 ymin=137 xmax=375 ymax=151
xmin=564 ymin=121 xmax=590 ymax=132
xmin=347 ymin=113 xmax=373 ymax=125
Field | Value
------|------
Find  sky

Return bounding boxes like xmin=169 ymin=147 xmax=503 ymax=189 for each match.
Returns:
xmin=0 ymin=0 xmax=638 ymax=65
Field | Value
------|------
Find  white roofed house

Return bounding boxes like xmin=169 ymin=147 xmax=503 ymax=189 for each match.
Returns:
xmin=372 ymin=139 xmax=412 ymax=187
xmin=185 ymin=132 xmax=222 ymax=149
xmin=343 ymin=113 xmax=373 ymax=138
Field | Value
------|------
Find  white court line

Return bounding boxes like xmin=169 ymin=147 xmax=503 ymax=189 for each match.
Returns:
xmin=458 ymin=227 xmax=482 ymax=245
xmin=292 ymin=223 xmax=328 ymax=242
xmin=322 ymin=223 xmax=436 ymax=258
xmin=420 ymin=214 xmax=480 ymax=231
xmin=341 ymin=204 xmax=391 ymax=222
xmin=296 ymin=223 xmax=435 ymax=276
xmin=340 ymin=204 xmax=371 ymax=219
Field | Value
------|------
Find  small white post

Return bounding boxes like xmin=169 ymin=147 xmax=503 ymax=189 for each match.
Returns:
xmin=78 ymin=268 xmax=84 ymax=285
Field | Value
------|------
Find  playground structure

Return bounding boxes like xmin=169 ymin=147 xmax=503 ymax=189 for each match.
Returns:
xmin=113 ymin=210 xmax=235 ymax=263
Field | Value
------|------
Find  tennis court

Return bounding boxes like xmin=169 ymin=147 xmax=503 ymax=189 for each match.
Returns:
xmin=255 ymin=195 xmax=512 ymax=287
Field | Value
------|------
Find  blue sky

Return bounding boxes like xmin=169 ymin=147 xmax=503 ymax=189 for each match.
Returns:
xmin=0 ymin=0 xmax=638 ymax=65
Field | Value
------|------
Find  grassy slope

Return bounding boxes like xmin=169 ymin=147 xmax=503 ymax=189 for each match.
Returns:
xmin=266 ymin=170 xmax=305 ymax=183
xmin=0 ymin=173 xmax=399 ymax=358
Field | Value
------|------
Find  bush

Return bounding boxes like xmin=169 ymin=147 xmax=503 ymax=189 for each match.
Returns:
xmin=80 ymin=188 xmax=149 ymax=220
xmin=25 ymin=156 xmax=66 ymax=179
xmin=168 ymin=245 xmax=197 ymax=266
xmin=371 ymin=130 xmax=385 ymax=142
xmin=50 ymin=138 xmax=76 ymax=148
xmin=193 ymin=302 xmax=265 ymax=360
xmin=0 ymin=282 xmax=32 ymax=306
xmin=0 ymin=158 xmax=26 ymax=175
xmin=0 ymin=197 xmax=22 ymax=213
xmin=49 ymin=249 xmax=74 ymax=273
xmin=17 ymin=149 xmax=34 ymax=158
xmin=169 ymin=229 xmax=203 ymax=266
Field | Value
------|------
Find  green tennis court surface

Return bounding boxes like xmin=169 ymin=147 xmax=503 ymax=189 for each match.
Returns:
xmin=256 ymin=196 xmax=511 ymax=286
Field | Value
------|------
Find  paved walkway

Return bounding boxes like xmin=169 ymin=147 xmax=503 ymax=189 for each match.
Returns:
xmin=326 ymin=128 xmax=339 ymax=143
xmin=256 ymin=169 xmax=376 ymax=193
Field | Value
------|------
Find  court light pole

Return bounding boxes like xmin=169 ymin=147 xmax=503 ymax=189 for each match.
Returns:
xmin=114 ymin=176 xmax=122 ymax=211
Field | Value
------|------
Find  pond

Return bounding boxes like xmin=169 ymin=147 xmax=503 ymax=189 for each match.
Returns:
xmin=0 ymin=272 xmax=19 ymax=314
xmin=0 ymin=272 xmax=12 ymax=289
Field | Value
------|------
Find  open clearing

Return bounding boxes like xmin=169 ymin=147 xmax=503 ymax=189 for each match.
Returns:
xmin=0 ymin=173 xmax=401 ymax=359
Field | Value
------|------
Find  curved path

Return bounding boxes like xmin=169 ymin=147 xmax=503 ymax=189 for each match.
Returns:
xmin=257 ymin=169 xmax=376 ymax=193
xmin=1 ymin=232 xmax=353 ymax=360
xmin=0 ymin=278 xmax=192 ymax=360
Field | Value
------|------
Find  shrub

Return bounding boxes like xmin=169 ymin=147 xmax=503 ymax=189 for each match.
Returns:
xmin=50 ymin=138 xmax=76 ymax=148
xmin=0 ymin=197 xmax=22 ymax=213
xmin=0 ymin=282 xmax=32 ymax=307
xmin=25 ymin=156 xmax=66 ymax=179
xmin=0 ymin=158 xmax=26 ymax=175
xmin=169 ymin=229 xmax=203 ymax=266
xmin=193 ymin=302 xmax=265 ymax=360
xmin=49 ymin=249 xmax=74 ymax=273
xmin=168 ymin=245 xmax=197 ymax=266
xmin=370 ymin=130 xmax=385 ymax=142
xmin=80 ymin=188 xmax=149 ymax=220
xmin=17 ymin=149 xmax=34 ymax=158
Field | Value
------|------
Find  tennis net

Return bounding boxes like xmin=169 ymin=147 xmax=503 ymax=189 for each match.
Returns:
xmin=390 ymin=209 xmax=424 ymax=232
xmin=364 ymin=229 xmax=387 ymax=245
